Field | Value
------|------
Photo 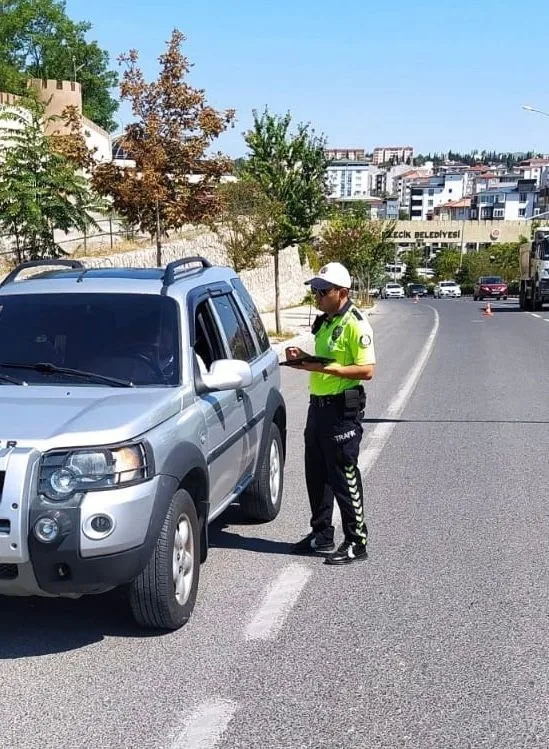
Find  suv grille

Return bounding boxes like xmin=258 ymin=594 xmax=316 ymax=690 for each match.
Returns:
xmin=0 ymin=564 xmax=18 ymax=580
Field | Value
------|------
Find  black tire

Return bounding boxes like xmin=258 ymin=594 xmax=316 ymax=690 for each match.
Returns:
xmin=503 ymin=296 xmax=507 ymax=301
xmin=129 ymin=489 xmax=200 ymax=631
xmin=239 ymin=423 xmax=284 ymax=522
xmin=473 ymin=295 xmax=478 ymax=301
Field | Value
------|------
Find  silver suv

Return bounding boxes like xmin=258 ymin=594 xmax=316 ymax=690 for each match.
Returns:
xmin=0 ymin=257 xmax=286 ymax=630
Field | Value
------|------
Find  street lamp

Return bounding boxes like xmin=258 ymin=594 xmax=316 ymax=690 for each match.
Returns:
xmin=72 ymin=55 xmax=85 ymax=82
xmin=522 ymin=105 xmax=549 ymax=118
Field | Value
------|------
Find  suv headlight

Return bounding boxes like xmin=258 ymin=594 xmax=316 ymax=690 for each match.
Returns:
xmin=39 ymin=443 xmax=150 ymax=502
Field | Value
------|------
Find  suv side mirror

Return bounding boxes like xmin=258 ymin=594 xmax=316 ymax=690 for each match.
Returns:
xmin=199 ymin=359 xmax=253 ymax=393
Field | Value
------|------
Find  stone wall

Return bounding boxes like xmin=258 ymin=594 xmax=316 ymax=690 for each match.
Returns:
xmin=62 ymin=232 xmax=310 ymax=312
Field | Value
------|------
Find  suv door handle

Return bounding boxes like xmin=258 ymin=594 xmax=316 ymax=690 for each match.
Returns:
xmin=262 ymin=368 xmax=268 ymax=381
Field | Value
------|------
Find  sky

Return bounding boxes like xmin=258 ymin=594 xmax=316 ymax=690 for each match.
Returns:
xmin=66 ymin=0 xmax=549 ymax=158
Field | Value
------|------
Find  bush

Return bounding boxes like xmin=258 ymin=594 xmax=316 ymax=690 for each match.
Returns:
xmin=459 ymin=283 xmax=474 ymax=296
xmin=507 ymin=281 xmax=519 ymax=295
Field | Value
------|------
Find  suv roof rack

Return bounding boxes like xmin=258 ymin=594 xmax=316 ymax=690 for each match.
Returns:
xmin=163 ymin=256 xmax=212 ymax=288
xmin=0 ymin=259 xmax=85 ymax=287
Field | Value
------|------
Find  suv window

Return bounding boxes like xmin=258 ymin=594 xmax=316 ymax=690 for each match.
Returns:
xmin=0 ymin=293 xmax=180 ymax=386
xmin=231 ymin=278 xmax=270 ymax=353
xmin=211 ymin=294 xmax=256 ymax=362
xmin=194 ymin=300 xmax=225 ymax=371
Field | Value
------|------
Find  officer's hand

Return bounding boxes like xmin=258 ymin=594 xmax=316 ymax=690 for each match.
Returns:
xmin=285 ymin=346 xmax=307 ymax=361
xmin=299 ymin=361 xmax=326 ymax=372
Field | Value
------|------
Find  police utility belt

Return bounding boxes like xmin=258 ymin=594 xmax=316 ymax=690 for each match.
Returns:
xmin=310 ymin=386 xmax=366 ymax=411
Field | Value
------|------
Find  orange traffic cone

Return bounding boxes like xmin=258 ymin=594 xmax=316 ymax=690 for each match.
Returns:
xmin=482 ymin=302 xmax=494 ymax=317
xmin=412 ymin=294 xmax=419 ymax=304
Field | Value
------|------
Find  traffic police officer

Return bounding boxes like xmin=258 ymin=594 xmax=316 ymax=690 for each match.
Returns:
xmin=286 ymin=262 xmax=376 ymax=565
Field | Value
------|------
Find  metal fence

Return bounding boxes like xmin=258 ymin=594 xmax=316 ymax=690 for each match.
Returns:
xmin=0 ymin=217 xmax=148 ymax=264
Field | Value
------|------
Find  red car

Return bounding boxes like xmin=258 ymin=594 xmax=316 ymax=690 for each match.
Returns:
xmin=473 ymin=276 xmax=508 ymax=301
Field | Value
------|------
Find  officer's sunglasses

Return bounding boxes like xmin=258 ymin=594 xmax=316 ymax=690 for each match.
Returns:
xmin=311 ymin=285 xmax=335 ymax=297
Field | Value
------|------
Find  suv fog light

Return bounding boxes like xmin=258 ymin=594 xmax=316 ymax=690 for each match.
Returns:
xmin=83 ymin=514 xmax=115 ymax=540
xmin=34 ymin=517 xmax=60 ymax=543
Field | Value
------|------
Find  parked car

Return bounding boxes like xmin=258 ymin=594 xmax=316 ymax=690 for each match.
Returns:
xmin=0 ymin=258 xmax=286 ymax=631
xmin=406 ymin=283 xmax=428 ymax=298
xmin=434 ymin=280 xmax=462 ymax=298
xmin=381 ymin=282 xmax=405 ymax=299
xmin=473 ymin=276 xmax=508 ymax=301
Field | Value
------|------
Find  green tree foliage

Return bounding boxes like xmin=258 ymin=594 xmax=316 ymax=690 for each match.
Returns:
xmin=432 ymin=249 xmax=461 ymax=280
xmin=0 ymin=0 xmax=118 ymax=131
xmin=319 ymin=207 xmax=395 ymax=300
xmin=242 ymin=109 xmax=328 ymax=332
xmin=401 ymin=249 xmax=420 ymax=286
xmin=0 ymin=98 xmax=102 ymax=260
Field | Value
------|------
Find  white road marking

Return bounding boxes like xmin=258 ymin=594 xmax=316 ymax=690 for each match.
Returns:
xmin=358 ymin=306 xmax=439 ymax=476
xmin=530 ymin=313 xmax=542 ymax=318
xmin=245 ymin=563 xmax=312 ymax=641
xmin=171 ymin=699 xmax=237 ymax=749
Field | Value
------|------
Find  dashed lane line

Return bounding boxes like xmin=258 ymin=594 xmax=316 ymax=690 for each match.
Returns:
xmin=245 ymin=563 xmax=313 ymax=641
xmin=171 ymin=699 xmax=238 ymax=749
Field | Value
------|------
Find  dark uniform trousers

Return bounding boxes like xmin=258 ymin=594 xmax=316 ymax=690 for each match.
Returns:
xmin=304 ymin=386 xmax=368 ymax=546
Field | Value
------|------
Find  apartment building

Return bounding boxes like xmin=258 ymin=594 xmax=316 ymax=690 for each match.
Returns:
xmin=372 ymin=145 xmax=414 ymax=165
xmin=434 ymin=197 xmax=472 ymax=221
xmin=326 ymin=160 xmax=377 ymax=200
xmin=518 ymin=158 xmax=549 ymax=188
xmin=409 ymin=173 xmax=466 ymax=220
xmin=324 ymin=148 xmax=368 ymax=162
xmin=469 ymin=180 xmax=538 ymax=220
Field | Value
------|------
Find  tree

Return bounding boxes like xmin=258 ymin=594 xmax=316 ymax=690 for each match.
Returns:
xmin=401 ymin=249 xmax=420 ymax=286
xmin=242 ymin=109 xmax=328 ymax=333
xmin=432 ymin=249 xmax=461 ymax=280
xmin=0 ymin=0 xmax=118 ymax=131
xmin=0 ymin=98 xmax=102 ymax=261
xmin=93 ymin=29 xmax=235 ymax=266
xmin=318 ymin=208 xmax=395 ymax=301
xmin=210 ymin=181 xmax=277 ymax=273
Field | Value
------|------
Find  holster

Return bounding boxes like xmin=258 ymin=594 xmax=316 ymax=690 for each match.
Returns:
xmin=344 ymin=387 xmax=366 ymax=415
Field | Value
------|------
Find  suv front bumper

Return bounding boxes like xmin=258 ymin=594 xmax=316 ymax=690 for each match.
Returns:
xmin=0 ymin=446 xmax=178 ymax=596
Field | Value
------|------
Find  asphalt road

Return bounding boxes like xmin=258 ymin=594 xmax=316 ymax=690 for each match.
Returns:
xmin=1 ymin=297 xmax=548 ymax=749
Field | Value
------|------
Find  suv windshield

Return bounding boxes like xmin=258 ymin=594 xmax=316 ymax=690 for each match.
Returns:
xmin=480 ymin=277 xmax=503 ymax=284
xmin=440 ymin=282 xmax=457 ymax=287
xmin=0 ymin=293 xmax=180 ymax=386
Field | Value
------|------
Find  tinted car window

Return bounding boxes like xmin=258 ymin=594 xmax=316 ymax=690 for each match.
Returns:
xmin=211 ymin=294 xmax=255 ymax=362
xmin=0 ymin=293 xmax=180 ymax=386
xmin=231 ymin=277 xmax=270 ymax=354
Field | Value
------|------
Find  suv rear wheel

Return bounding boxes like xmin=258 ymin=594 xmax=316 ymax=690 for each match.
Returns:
xmin=240 ymin=422 xmax=284 ymax=522
xmin=129 ymin=489 xmax=200 ymax=630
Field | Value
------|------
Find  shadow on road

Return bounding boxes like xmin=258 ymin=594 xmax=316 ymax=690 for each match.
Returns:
xmin=0 ymin=588 xmax=165 ymax=660
xmin=208 ymin=506 xmax=298 ymax=557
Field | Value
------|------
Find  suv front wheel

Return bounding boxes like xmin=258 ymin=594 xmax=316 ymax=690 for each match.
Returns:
xmin=240 ymin=422 xmax=284 ymax=522
xmin=129 ymin=489 xmax=200 ymax=630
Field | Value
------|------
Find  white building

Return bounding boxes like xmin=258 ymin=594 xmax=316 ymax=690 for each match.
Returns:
xmin=469 ymin=180 xmax=538 ymax=220
xmin=326 ymin=160 xmax=379 ymax=200
xmin=518 ymin=158 xmax=549 ymax=188
xmin=373 ymin=145 xmax=414 ymax=165
xmin=324 ymin=148 xmax=368 ymax=162
xmin=409 ymin=173 xmax=466 ymax=220
xmin=394 ymin=167 xmax=433 ymax=214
